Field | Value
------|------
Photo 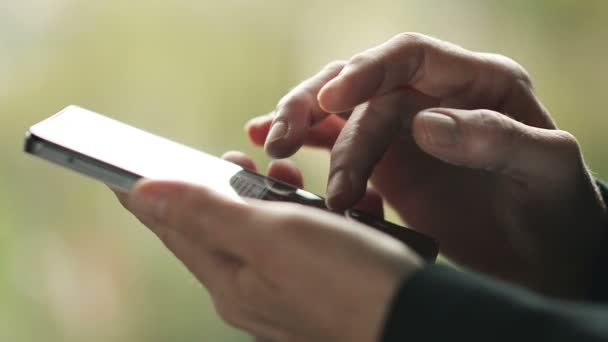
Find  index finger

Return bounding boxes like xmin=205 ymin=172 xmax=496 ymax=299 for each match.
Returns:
xmin=264 ymin=60 xmax=346 ymax=158
xmin=318 ymin=32 xmax=492 ymax=113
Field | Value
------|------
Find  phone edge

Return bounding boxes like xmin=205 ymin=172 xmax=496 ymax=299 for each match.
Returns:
xmin=24 ymin=132 xmax=142 ymax=192
xmin=23 ymin=130 xmax=440 ymax=260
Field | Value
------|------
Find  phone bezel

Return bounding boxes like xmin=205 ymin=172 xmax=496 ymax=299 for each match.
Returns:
xmin=25 ymin=133 xmax=141 ymax=192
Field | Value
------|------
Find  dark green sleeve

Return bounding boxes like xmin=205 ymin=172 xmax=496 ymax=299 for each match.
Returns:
xmin=381 ymin=264 xmax=608 ymax=342
xmin=589 ymin=180 xmax=608 ymax=301
xmin=381 ymin=180 xmax=608 ymax=341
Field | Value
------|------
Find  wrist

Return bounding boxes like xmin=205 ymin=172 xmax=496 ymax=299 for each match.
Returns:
xmin=342 ymin=244 xmax=424 ymax=342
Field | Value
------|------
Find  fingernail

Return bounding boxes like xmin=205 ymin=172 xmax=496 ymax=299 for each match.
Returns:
xmin=132 ymin=187 xmax=170 ymax=224
xmin=266 ymin=120 xmax=288 ymax=144
xmin=326 ymin=169 xmax=350 ymax=209
xmin=420 ymin=112 xmax=459 ymax=146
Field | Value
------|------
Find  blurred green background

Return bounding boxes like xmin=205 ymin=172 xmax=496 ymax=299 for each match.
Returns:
xmin=1 ymin=0 xmax=607 ymax=341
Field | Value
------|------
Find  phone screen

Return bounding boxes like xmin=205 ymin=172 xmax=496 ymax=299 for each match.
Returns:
xmin=29 ymin=106 xmax=251 ymax=201
xmin=26 ymin=106 xmax=439 ymax=260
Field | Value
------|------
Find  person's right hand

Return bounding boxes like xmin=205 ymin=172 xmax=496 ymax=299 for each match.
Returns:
xmin=246 ymin=33 xmax=607 ymax=298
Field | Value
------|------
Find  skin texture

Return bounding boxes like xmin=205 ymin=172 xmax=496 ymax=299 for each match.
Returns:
xmin=248 ymin=33 xmax=607 ymax=298
xmin=116 ymin=33 xmax=608 ymax=341
xmin=116 ymin=154 xmax=422 ymax=342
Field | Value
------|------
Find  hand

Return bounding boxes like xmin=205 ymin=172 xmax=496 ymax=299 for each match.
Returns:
xmin=115 ymin=152 xmax=422 ymax=342
xmin=246 ymin=33 xmax=607 ymax=298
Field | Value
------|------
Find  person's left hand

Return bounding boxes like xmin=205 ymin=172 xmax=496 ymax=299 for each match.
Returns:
xmin=115 ymin=152 xmax=422 ymax=342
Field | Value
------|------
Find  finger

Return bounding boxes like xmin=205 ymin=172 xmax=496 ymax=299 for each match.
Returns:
xmin=110 ymin=184 xmax=168 ymax=233
xmin=128 ymin=180 xmax=264 ymax=260
xmin=302 ymin=114 xmax=345 ymax=149
xmin=354 ymin=187 xmax=384 ymax=219
xmin=245 ymin=113 xmax=274 ymax=146
xmin=326 ymin=88 xmax=435 ymax=209
xmin=411 ymin=108 xmax=582 ymax=183
xmin=247 ymin=113 xmax=345 ymax=150
xmin=110 ymin=187 xmax=131 ymax=210
xmin=267 ymin=159 xmax=304 ymax=189
xmin=222 ymin=150 xmax=258 ymax=171
xmin=318 ymin=32 xmax=497 ymax=113
xmin=264 ymin=60 xmax=346 ymax=158
xmin=116 ymin=181 xmax=245 ymax=293
xmin=129 ymin=181 xmax=289 ymax=340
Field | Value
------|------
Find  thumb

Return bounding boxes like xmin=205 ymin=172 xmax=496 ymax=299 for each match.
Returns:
xmin=412 ymin=108 xmax=582 ymax=183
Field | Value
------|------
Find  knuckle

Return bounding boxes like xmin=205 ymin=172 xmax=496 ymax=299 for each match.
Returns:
xmin=323 ymin=59 xmax=347 ymax=71
xmin=552 ymin=130 xmax=581 ymax=158
xmin=506 ymin=59 xmax=532 ymax=86
xmin=391 ymin=32 xmax=427 ymax=45
xmin=389 ymin=32 xmax=430 ymax=58
xmin=348 ymin=52 xmax=374 ymax=68
xmin=276 ymin=92 xmax=313 ymax=116
xmin=544 ymin=130 xmax=585 ymax=180
xmin=508 ymin=66 xmax=533 ymax=92
xmin=474 ymin=109 xmax=512 ymax=141
xmin=483 ymin=53 xmax=533 ymax=88
xmin=512 ymin=66 xmax=532 ymax=87
xmin=468 ymin=110 xmax=518 ymax=169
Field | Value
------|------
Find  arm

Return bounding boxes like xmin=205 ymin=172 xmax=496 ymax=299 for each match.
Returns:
xmin=383 ymin=181 xmax=608 ymax=341
xmin=383 ymin=264 xmax=608 ymax=342
xmin=588 ymin=181 xmax=608 ymax=301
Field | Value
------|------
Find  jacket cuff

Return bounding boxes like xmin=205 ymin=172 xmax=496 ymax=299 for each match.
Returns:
xmin=380 ymin=263 xmax=544 ymax=341
xmin=588 ymin=180 xmax=608 ymax=301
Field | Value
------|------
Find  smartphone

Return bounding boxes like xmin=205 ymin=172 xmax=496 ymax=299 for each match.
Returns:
xmin=24 ymin=106 xmax=439 ymax=260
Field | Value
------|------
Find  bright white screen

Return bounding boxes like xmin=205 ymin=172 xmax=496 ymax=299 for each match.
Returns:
xmin=30 ymin=105 xmax=244 ymax=201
